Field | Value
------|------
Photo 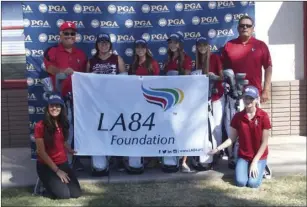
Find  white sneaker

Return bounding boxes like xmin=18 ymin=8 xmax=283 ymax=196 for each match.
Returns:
xmin=181 ymin=163 xmax=191 ymax=173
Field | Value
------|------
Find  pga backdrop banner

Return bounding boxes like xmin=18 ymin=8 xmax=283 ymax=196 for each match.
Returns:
xmin=22 ymin=1 xmax=255 ymax=159
xmin=73 ymin=73 xmax=209 ymax=156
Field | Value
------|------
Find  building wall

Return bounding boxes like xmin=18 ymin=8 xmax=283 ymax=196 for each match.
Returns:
xmin=255 ymin=1 xmax=305 ymax=81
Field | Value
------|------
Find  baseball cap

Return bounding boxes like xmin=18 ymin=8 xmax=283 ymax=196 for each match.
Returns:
xmin=60 ymin=21 xmax=77 ymax=31
xmin=243 ymin=85 xmax=259 ymax=99
xmin=48 ymin=93 xmax=64 ymax=106
xmin=135 ymin=38 xmax=147 ymax=46
xmin=167 ymin=33 xmax=183 ymax=43
xmin=96 ymin=33 xmax=111 ymax=42
xmin=196 ymin=36 xmax=208 ymax=44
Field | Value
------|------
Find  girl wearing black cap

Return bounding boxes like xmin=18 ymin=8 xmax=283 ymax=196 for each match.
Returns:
xmin=34 ymin=93 xmax=81 ymax=199
xmin=163 ymin=33 xmax=192 ymax=75
xmin=129 ymin=38 xmax=160 ymax=75
xmin=86 ymin=33 xmax=126 ymax=175
xmin=86 ymin=33 xmax=126 ymax=74
xmin=196 ymin=37 xmax=225 ymax=152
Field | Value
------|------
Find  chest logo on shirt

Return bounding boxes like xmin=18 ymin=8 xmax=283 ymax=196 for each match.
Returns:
xmin=77 ymin=59 xmax=80 ymax=63
xmin=251 ymin=48 xmax=256 ymax=52
xmin=255 ymin=119 xmax=258 ymax=126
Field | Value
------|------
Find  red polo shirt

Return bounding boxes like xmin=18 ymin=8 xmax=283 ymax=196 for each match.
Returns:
xmin=34 ymin=120 xmax=68 ymax=165
xmin=164 ymin=53 xmax=192 ymax=74
xmin=43 ymin=43 xmax=87 ymax=97
xmin=135 ymin=59 xmax=160 ymax=76
xmin=221 ymin=37 xmax=272 ymax=95
xmin=230 ymin=107 xmax=271 ymax=161
xmin=198 ymin=54 xmax=224 ymax=101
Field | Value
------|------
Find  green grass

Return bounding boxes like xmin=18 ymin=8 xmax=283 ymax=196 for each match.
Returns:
xmin=2 ymin=175 xmax=306 ymax=206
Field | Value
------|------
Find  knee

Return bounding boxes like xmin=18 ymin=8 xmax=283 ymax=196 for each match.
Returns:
xmin=54 ymin=191 xmax=71 ymax=199
xmin=70 ymin=189 xmax=81 ymax=199
xmin=247 ymin=179 xmax=261 ymax=188
xmin=235 ymin=177 xmax=247 ymax=187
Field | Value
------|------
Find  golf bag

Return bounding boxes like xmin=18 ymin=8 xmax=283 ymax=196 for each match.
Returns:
xmin=119 ymin=72 xmax=145 ymax=174
xmin=222 ymin=69 xmax=249 ymax=164
xmin=161 ymin=70 xmax=181 ymax=173
xmin=190 ymin=70 xmax=219 ymax=171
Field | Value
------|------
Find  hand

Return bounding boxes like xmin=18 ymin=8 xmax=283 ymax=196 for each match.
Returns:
xmin=208 ymin=72 xmax=215 ymax=76
xmin=56 ymin=169 xmax=70 ymax=183
xmin=208 ymin=147 xmax=220 ymax=155
xmin=68 ymin=148 xmax=77 ymax=155
xmin=261 ymin=89 xmax=270 ymax=103
xmin=249 ymin=161 xmax=259 ymax=179
xmin=64 ymin=68 xmax=74 ymax=75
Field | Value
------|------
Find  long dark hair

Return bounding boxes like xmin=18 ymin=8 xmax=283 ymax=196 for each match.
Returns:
xmin=196 ymin=42 xmax=211 ymax=75
xmin=130 ymin=47 xmax=154 ymax=75
xmin=42 ymin=105 xmax=69 ymax=148
xmin=165 ymin=42 xmax=185 ymax=75
xmin=94 ymin=41 xmax=113 ymax=58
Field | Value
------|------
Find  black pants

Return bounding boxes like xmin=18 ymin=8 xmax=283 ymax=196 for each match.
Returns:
xmin=36 ymin=161 xmax=81 ymax=199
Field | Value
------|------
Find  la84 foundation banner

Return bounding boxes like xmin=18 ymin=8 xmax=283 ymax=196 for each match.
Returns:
xmin=73 ymin=73 xmax=209 ymax=157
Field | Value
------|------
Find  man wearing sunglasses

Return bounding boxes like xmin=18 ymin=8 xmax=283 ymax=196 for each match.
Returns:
xmin=221 ymin=16 xmax=272 ymax=179
xmin=43 ymin=21 xmax=87 ymax=171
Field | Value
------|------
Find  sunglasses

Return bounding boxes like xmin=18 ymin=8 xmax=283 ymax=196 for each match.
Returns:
xmin=239 ymin=24 xmax=253 ymax=28
xmin=63 ymin=32 xmax=76 ymax=36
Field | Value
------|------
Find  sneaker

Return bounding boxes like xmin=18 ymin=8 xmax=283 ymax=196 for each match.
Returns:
xmin=228 ymin=156 xmax=236 ymax=170
xmin=181 ymin=163 xmax=191 ymax=173
xmin=263 ymin=165 xmax=272 ymax=179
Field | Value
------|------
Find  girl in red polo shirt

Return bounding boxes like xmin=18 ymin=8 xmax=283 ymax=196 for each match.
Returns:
xmin=163 ymin=33 xmax=192 ymax=75
xmin=129 ymin=38 xmax=160 ymax=75
xmin=163 ymin=33 xmax=192 ymax=173
xmin=195 ymin=37 xmax=225 ymax=152
xmin=35 ymin=93 xmax=81 ymax=199
xmin=209 ymin=86 xmax=271 ymax=188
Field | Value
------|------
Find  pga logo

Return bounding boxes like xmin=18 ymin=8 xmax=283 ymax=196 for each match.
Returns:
xmin=83 ymin=35 xmax=96 ymax=43
xmin=38 ymin=33 xmax=48 ymax=43
xmin=125 ymin=19 xmax=134 ymax=28
xmin=46 ymin=34 xmax=60 ymax=43
xmin=210 ymin=45 xmax=219 ymax=52
xmin=150 ymin=33 xmax=168 ymax=42
xmin=29 ymin=106 xmax=45 ymax=114
xmin=27 ymin=49 xmax=44 ymax=57
xmin=73 ymin=4 xmax=102 ymax=14
xmin=176 ymin=3 xmax=203 ymax=11
xmin=27 ymin=63 xmax=36 ymax=71
xmin=233 ymin=13 xmax=249 ymax=21
xmin=158 ymin=18 xmax=185 ymax=27
xmin=28 ymin=106 xmax=36 ymax=114
xmin=208 ymin=1 xmax=217 ymax=9
xmin=108 ymin=4 xmax=135 ymax=14
xmin=198 ymin=16 xmax=219 ymax=25
xmin=22 ymin=5 xmax=33 ymax=13
xmin=56 ymin=19 xmax=65 ymax=28
xmin=43 ymin=92 xmax=50 ymax=101
xmin=25 ymin=35 xmax=32 ymax=43
xmin=125 ymin=48 xmax=133 ymax=57
xmin=127 ymin=20 xmax=152 ymax=28
xmin=142 ymin=4 xmax=170 ymax=13
xmin=91 ymin=49 xmax=97 ymax=56
xmin=75 ymin=33 xmax=82 ymax=43
xmin=184 ymin=32 xmax=201 ymax=40
xmin=28 ymin=93 xmax=37 ymax=101
xmin=240 ymin=1 xmax=255 ymax=6
xmin=39 ymin=4 xmax=67 ymax=13
xmin=109 ymin=34 xmax=117 ymax=43
xmin=99 ymin=20 xmax=119 ymax=28
xmin=116 ymin=35 xmax=135 ymax=43
xmin=208 ymin=29 xmax=235 ymax=38
xmin=159 ymin=47 xmax=167 ymax=55
xmin=24 ymin=19 xmax=50 ymax=28
xmin=142 ymin=33 xmax=151 ymax=42
xmin=27 ymin=77 xmax=43 ymax=86
xmin=217 ymin=1 xmax=235 ymax=9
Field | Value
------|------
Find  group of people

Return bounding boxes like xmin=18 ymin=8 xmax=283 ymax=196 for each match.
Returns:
xmin=34 ymin=15 xmax=273 ymax=199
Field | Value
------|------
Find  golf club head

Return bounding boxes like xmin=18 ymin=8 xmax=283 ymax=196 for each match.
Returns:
xmin=235 ymin=73 xmax=247 ymax=80
xmin=208 ymin=73 xmax=220 ymax=81
xmin=166 ymin=70 xmax=179 ymax=76
xmin=190 ymin=69 xmax=202 ymax=75
xmin=223 ymin=69 xmax=235 ymax=79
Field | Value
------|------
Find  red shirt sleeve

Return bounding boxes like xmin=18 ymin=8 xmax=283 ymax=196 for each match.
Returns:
xmin=220 ymin=44 xmax=231 ymax=69
xmin=212 ymin=54 xmax=222 ymax=75
xmin=230 ymin=113 xmax=240 ymax=130
xmin=152 ymin=60 xmax=160 ymax=75
xmin=34 ymin=121 xmax=44 ymax=139
xmin=43 ymin=47 xmax=57 ymax=71
xmin=183 ymin=55 xmax=192 ymax=70
xmin=262 ymin=113 xmax=272 ymax=130
xmin=261 ymin=42 xmax=272 ymax=69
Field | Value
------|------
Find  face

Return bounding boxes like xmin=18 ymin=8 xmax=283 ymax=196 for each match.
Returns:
xmin=168 ymin=40 xmax=180 ymax=52
xmin=238 ymin=18 xmax=254 ymax=38
xmin=135 ymin=45 xmax=147 ymax=57
xmin=197 ymin=43 xmax=210 ymax=54
xmin=60 ymin=29 xmax=76 ymax=47
xmin=97 ymin=41 xmax=111 ymax=53
xmin=48 ymin=104 xmax=62 ymax=118
xmin=243 ymin=95 xmax=257 ymax=109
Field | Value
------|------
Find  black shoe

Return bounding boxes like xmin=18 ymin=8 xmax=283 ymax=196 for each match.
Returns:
xmin=263 ymin=164 xmax=272 ymax=179
xmin=73 ymin=157 xmax=84 ymax=171
xmin=91 ymin=168 xmax=109 ymax=177
xmin=228 ymin=156 xmax=236 ymax=170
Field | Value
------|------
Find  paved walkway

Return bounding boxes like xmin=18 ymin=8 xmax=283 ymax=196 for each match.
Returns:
xmin=2 ymin=136 xmax=306 ymax=188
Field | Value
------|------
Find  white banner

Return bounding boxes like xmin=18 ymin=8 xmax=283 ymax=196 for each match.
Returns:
xmin=72 ymin=72 xmax=209 ymax=156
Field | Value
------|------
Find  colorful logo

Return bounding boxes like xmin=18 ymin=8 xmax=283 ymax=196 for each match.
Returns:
xmin=141 ymin=84 xmax=184 ymax=111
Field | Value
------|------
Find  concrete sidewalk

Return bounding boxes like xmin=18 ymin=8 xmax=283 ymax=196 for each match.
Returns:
xmin=2 ymin=136 xmax=306 ymax=188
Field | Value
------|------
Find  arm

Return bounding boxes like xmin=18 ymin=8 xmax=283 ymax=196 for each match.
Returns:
xmin=118 ymin=56 xmax=126 ymax=73
xmin=64 ymin=142 xmax=76 ymax=154
xmin=216 ymin=127 xmax=238 ymax=151
xmin=36 ymin=139 xmax=60 ymax=173
xmin=252 ymin=129 xmax=269 ymax=163
xmin=261 ymin=43 xmax=273 ymax=103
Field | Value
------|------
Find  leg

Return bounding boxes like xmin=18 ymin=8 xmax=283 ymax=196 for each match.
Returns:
xmin=60 ymin=163 xmax=82 ymax=198
xmin=212 ymin=95 xmax=225 ymax=146
xmin=235 ymin=158 xmax=249 ymax=187
xmin=247 ymin=160 xmax=267 ymax=188
xmin=36 ymin=162 xmax=71 ymax=199
xmin=181 ymin=156 xmax=191 ymax=172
